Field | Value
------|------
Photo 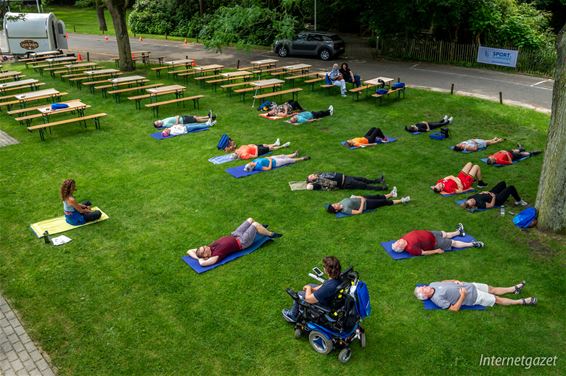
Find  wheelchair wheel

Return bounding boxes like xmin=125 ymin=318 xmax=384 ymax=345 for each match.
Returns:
xmin=308 ymin=331 xmax=333 ymax=355
xmin=294 ymin=328 xmax=302 ymax=339
xmin=338 ymin=348 xmax=352 ymax=363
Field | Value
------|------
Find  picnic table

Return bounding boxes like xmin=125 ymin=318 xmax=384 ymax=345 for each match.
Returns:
xmin=132 ymin=51 xmax=151 ymax=64
xmin=15 ymin=100 xmax=90 ymax=126
xmin=85 ymin=68 xmax=121 ymax=77
xmin=31 ymin=50 xmax=63 ymax=57
xmin=15 ymin=88 xmax=60 ymax=101
xmin=0 ymin=71 xmax=23 ymax=81
xmin=250 ymin=78 xmax=285 ymax=88
xmin=0 ymin=88 xmax=65 ymax=110
xmin=221 ymin=70 xmax=252 ymax=78
xmin=193 ymin=64 xmax=224 ymax=75
xmin=282 ymin=63 xmax=312 ymax=74
xmin=45 ymin=56 xmax=77 ymax=65
xmin=251 ymin=59 xmax=278 ymax=68
xmin=0 ymin=79 xmax=40 ymax=91
xmin=364 ymin=77 xmax=395 ymax=87
xmin=111 ymin=75 xmax=146 ymax=85
xmin=347 ymin=76 xmax=395 ymax=100
xmin=146 ymin=84 xmax=185 ymax=98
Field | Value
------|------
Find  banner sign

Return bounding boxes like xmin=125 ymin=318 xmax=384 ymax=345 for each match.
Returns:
xmin=477 ymin=46 xmax=518 ymax=68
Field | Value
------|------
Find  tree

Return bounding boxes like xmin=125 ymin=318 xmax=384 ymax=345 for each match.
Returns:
xmin=96 ymin=0 xmax=108 ymax=33
xmin=535 ymin=23 xmax=566 ymax=233
xmin=104 ymin=0 xmax=133 ymax=71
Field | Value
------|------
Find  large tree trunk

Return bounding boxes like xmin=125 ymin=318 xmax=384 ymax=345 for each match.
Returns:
xmin=96 ymin=1 xmax=108 ymax=33
xmin=105 ymin=0 xmax=133 ymax=71
xmin=535 ymin=23 xmax=566 ymax=233
xmin=199 ymin=0 xmax=204 ymax=16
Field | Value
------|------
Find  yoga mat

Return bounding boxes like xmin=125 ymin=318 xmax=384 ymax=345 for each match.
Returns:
xmin=328 ymin=206 xmax=376 ymax=219
xmin=439 ymin=187 xmax=476 ymax=197
xmin=416 ymin=284 xmax=486 ymax=310
xmin=480 ymin=156 xmax=529 ymax=167
xmin=208 ymin=154 xmax=237 ymax=165
xmin=429 ymin=132 xmax=446 ymax=140
xmin=258 ymin=112 xmax=296 ymax=120
xmin=182 ymin=235 xmax=272 ymax=273
xmin=289 ymin=181 xmax=308 ymax=191
xmin=455 ymin=199 xmax=502 ymax=212
xmin=285 ymin=118 xmax=320 ymax=124
xmin=225 ymin=163 xmax=287 ymax=178
xmin=30 ymin=207 xmax=109 ymax=238
xmin=150 ymin=126 xmax=209 ymax=140
xmin=340 ymin=137 xmax=397 ymax=150
xmin=380 ymin=234 xmax=478 ymax=260
xmin=450 ymin=146 xmax=474 ymax=153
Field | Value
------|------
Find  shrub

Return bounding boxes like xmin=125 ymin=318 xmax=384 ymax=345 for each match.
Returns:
xmin=129 ymin=0 xmax=175 ymax=36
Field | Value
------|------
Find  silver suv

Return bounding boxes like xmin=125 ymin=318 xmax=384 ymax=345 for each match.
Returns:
xmin=274 ymin=31 xmax=346 ymax=61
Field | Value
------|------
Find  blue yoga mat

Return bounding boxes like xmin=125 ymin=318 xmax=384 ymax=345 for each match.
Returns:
xmin=340 ymin=137 xmax=397 ymax=150
xmin=450 ymin=146 xmax=474 ymax=154
xmin=335 ymin=208 xmax=376 ymax=218
xmin=439 ymin=187 xmax=476 ymax=197
xmin=208 ymin=154 xmax=237 ymax=165
xmin=150 ymin=126 xmax=209 ymax=140
xmin=455 ymin=199 xmax=501 ymax=212
xmin=380 ymin=233 xmax=478 ymax=260
xmin=181 ymin=235 xmax=272 ymax=273
xmin=225 ymin=163 xmax=287 ymax=178
xmin=480 ymin=156 xmax=529 ymax=167
xmin=429 ymin=132 xmax=446 ymax=140
xmin=416 ymin=284 xmax=486 ymax=310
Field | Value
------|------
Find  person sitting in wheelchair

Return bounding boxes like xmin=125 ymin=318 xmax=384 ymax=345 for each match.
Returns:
xmin=282 ymin=256 xmax=342 ymax=323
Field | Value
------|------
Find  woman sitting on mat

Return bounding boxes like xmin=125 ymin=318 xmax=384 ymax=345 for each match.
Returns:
xmin=452 ymin=137 xmax=504 ymax=152
xmin=326 ymin=187 xmax=410 ymax=215
xmin=289 ymin=105 xmax=333 ymax=124
xmin=405 ymin=115 xmax=452 ymax=133
xmin=187 ymin=218 xmax=282 ymax=266
xmin=244 ymin=151 xmax=310 ymax=172
xmin=153 ymin=112 xmax=215 ymax=128
xmin=224 ymin=138 xmax=291 ymax=159
xmin=306 ymin=172 xmax=387 ymax=191
xmin=161 ymin=121 xmax=214 ymax=137
xmin=431 ymin=162 xmax=487 ymax=194
xmin=345 ymin=127 xmax=389 ymax=147
xmin=486 ymin=144 xmax=541 ymax=165
xmin=461 ymin=181 xmax=528 ymax=211
xmin=61 ymin=179 xmax=102 ymax=226
xmin=266 ymin=100 xmax=304 ymax=117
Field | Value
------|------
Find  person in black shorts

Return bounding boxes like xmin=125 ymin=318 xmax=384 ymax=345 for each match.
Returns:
xmin=461 ymin=181 xmax=528 ymax=211
xmin=153 ymin=112 xmax=215 ymax=128
xmin=223 ymin=138 xmax=292 ymax=160
xmin=306 ymin=172 xmax=388 ymax=191
xmin=405 ymin=115 xmax=452 ymax=133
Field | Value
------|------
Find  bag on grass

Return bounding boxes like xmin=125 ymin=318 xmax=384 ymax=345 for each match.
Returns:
xmin=513 ymin=207 xmax=537 ymax=229
xmin=217 ymin=134 xmax=231 ymax=150
xmin=257 ymin=100 xmax=271 ymax=111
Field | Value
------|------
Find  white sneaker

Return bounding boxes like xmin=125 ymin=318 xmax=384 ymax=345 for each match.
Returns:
xmin=329 ymin=105 xmax=334 ymax=116
xmin=401 ymin=196 xmax=411 ymax=204
xmin=208 ymin=109 xmax=213 ymax=118
xmin=274 ymin=138 xmax=281 ymax=146
xmin=448 ymin=116 xmax=453 ymax=124
xmin=282 ymin=141 xmax=291 ymax=148
xmin=443 ymin=115 xmax=448 ymax=121
xmin=390 ymin=186 xmax=398 ymax=198
xmin=341 ymin=94 xmax=347 ymax=97
xmin=206 ymin=119 xmax=216 ymax=126
xmin=515 ymin=199 xmax=528 ymax=206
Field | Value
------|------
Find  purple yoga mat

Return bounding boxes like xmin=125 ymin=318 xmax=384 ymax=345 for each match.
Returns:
xmin=380 ymin=234 xmax=478 ymax=260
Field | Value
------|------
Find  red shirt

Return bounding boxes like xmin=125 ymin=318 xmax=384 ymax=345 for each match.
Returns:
xmin=209 ymin=236 xmax=241 ymax=261
xmin=235 ymin=144 xmax=258 ymax=160
xmin=490 ymin=150 xmax=512 ymax=165
xmin=436 ymin=177 xmax=458 ymax=194
xmin=401 ymin=230 xmax=437 ymax=256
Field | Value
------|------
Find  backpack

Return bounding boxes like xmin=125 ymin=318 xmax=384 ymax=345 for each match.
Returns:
xmin=375 ymin=88 xmax=389 ymax=95
xmin=392 ymin=82 xmax=405 ymax=89
xmin=513 ymin=207 xmax=538 ymax=229
xmin=51 ymin=103 xmax=69 ymax=110
xmin=257 ymin=100 xmax=271 ymax=111
xmin=324 ymin=73 xmax=332 ymax=85
xmin=217 ymin=134 xmax=231 ymax=150
xmin=354 ymin=280 xmax=371 ymax=319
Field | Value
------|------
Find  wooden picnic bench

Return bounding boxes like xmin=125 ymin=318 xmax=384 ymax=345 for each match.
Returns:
xmin=15 ymin=104 xmax=91 ymax=126
xmin=0 ymin=82 xmax=44 ymax=96
xmin=220 ymin=81 xmax=251 ymax=96
xmin=108 ymin=83 xmax=164 ymax=102
xmin=233 ymin=83 xmax=283 ymax=102
xmin=6 ymin=99 xmax=82 ymax=116
xmin=27 ymin=113 xmax=107 ymax=141
xmin=0 ymin=91 xmax=67 ymax=111
xmin=304 ymin=77 xmax=325 ymax=90
xmin=371 ymin=86 xmax=406 ymax=104
xmin=95 ymin=79 xmax=149 ymax=97
xmin=144 ymin=94 xmax=204 ymax=116
xmin=253 ymin=88 xmax=302 ymax=102
xmin=349 ymin=85 xmax=374 ymax=100
xmin=77 ymin=73 xmax=125 ymax=91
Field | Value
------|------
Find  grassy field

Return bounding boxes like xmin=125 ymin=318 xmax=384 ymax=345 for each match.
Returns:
xmin=0 ymin=60 xmax=564 ymax=375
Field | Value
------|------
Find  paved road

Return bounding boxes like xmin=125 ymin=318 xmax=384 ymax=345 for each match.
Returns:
xmin=67 ymin=33 xmax=554 ymax=113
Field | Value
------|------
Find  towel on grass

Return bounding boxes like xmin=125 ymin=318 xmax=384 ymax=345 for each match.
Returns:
xmin=340 ymin=137 xmax=397 ymax=150
xmin=181 ymin=235 xmax=272 ymax=273
xmin=208 ymin=154 xmax=237 ymax=165
xmin=30 ymin=207 xmax=109 ymax=238
xmin=150 ymin=126 xmax=208 ymax=140
xmin=416 ymin=284 xmax=486 ymax=310
xmin=480 ymin=156 xmax=530 ymax=167
xmin=289 ymin=181 xmax=308 ymax=191
xmin=380 ymin=234 xmax=477 ymax=260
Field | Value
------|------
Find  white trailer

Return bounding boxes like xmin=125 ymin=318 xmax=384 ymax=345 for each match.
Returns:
xmin=2 ymin=12 xmax=68 ymax=55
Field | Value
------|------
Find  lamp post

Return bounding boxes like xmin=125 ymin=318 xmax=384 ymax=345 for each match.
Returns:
xmin=314 ymin=0 xmax=317 ymax=31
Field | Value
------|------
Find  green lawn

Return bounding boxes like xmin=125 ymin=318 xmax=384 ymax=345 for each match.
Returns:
xmin=0 ymin=61 xmax=564 ymax=376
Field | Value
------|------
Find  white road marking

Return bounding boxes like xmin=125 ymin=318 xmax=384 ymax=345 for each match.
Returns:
xmin=531 ymin=80 xmax=549 ymax=87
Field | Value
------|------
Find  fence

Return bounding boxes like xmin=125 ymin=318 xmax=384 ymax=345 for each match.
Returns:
xmin=377 ymin=37 xmax=556 ymax=77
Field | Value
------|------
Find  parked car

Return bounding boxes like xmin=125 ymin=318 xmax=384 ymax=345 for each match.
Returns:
xmin=273 ymin=31 xmax=346 ymax=61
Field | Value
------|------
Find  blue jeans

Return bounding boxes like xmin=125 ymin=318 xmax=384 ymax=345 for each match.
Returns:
xmin=185 ymin=123 xmax=210 ymax=132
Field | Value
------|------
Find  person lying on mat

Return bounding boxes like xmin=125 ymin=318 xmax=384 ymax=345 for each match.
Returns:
xmin=486 ymin=144 xmax=541 ymax=165
xmin=391 ymin=224 xmax=484 ymax=256
xmin=224 ymin=138 xmax=291 ymax=159
xmin=345 ymin=127 xmax=389 ymax=147
xmin=153 ymin=112 xmax=215 ymax=128
xmin=414 ymin=280 xmax=536 ymax=311
xmin=244 ymin=151 xmax=310 ymax=172
xmin=61 ymin=179 xmax=102 ymax=226
xmin=326 ymin=187 xmax=410 ymax=215
xmin=461 ymin=181 xmax=528 ymax=211
xmin=289 ymin=105 xmax=333 ymax=124
xmin=452 ymin=137 xmax=504 ymax=152
xmin=431 ymin=162 xmax=487 ymax=194
xmin=187 ymin=218 xmax=283 ymax=266
xmin=161 ymin=122 xmax=213 ymax=137
xmin=405 ymin=115 xmax=452 ymax=133
xmin=282 ymin=256 xmax=342 ymax=323
xmin=306 ymin=172 xmax=387 ymax=191
xmin=266 ymin=100 xmax=304 ymax=117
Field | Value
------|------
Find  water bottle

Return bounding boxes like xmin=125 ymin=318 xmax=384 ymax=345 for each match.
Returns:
xmin=43 ymin=231 xmax=51 ymax=245
xmin=500 ymin=205 xmax=505 ymax=217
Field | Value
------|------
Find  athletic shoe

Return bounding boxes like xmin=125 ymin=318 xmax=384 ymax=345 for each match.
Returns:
xmin=302 ymin=156 xmax=311 ymax=161
xmin=477 ymin=180 xmax=488 ymax=188
xmin=282 ymin=309 xmax=297 ymax=323
xmin=456 ymin=223 xmax=466 ymax=237
xmin=270 ymin=232 xmax=283 ymax=238
xmin=516 ymin=143 xmax=525 ymax=152
xmin=447 ymin=116 xmax=453 ymax=124
xmin=329 ymin=105 xmax=334 ymax=116
xmin=274 ymin=138 xmax=281 ymax=146
xmin=530 ymin=150 xmax=542 ymax=156
xmin=390 ymin=186 xmax=398 ymax=198
xmin=400 ymin=196 xmax=410 ymax=204
xmin=472 ymin=241 xmax=485 ymax=248
xmin=373 ymin=174 xmax=385 ymax=183
xmin=208 ymin=109 xmax=213 ymax=118
xmin=281 ymin=141 xmax=291 ymax=148
xmin=206 ymin=119 xmax=216 ymax=126
xmin=443 ymin=115 xmax=448 ymax=121
xmin=515 ymin=199 xmax=528 ymax=206
xmin=341 ymin=94 xmax=347 ymax=97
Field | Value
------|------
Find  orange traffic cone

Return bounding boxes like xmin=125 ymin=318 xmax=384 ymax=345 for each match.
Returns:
xmin=192 ymin=60 xmax=197 ymax=67
xmin=104 ymin=35 xmax=109 ymax=42
xmin=77 ymin=53 xmax=83 ymax=62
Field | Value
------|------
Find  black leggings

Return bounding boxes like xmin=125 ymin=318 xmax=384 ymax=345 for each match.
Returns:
xmin=81 ymin=201 xmax=102 ymax=223
xmin=343 ymin=176 xmax=386 ymax=190
xmin=418 ymin=118 xmax=449 ymax=131
xmin=311 ymin=110 xmax=331 ymax=119
xmin=362 ymin=195 xmax=394 ymax=210
xmin=364 ymin=127 xmax=386 ymax=143
xmin=286 ymin=100 xmax=304 ymax=111
xmin=490 ymin=182 xmax=522 ymax=206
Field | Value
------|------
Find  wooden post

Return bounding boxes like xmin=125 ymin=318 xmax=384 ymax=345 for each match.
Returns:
xmin=499 ymin=91 xmax=503 ymax=104
xmin=237 ymin=59 xmax=240 ymax=69
xmin=451 ymin=83 xmax=454 ymax=95
xmin=86 ymin=52 xmax=90 ymax=62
